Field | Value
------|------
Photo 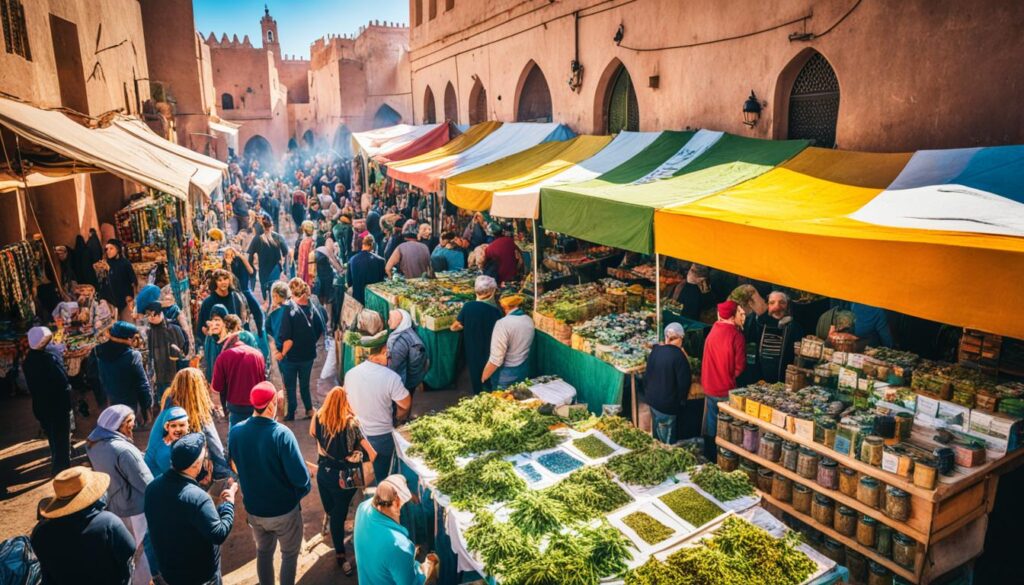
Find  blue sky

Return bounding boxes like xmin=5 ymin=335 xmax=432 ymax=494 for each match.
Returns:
xmin=194 ymin=0 xmax=408 ymax=58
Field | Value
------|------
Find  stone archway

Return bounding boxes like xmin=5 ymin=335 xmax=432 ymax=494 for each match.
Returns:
xmin=302 ymin=129 xmax=315 ymax=148
xmin=514 ymin=61 xmax=552 ymax=123
xmin=595 ymin=59 xmax=639 ymax=134
xmin=774 ymin=49 xmax=841 ymax=147
xmin=422 ymin=86 xmax=436 ymax=124
xmin=444 ymin=81 xmax=458 ymax=124
xmin=373 ymin=104 xmax=402 ymax=129
xmin=468 ymin=78 xmax=487 ymax=125
xmin=333 ymin=124 xmax=353 ymax=157
xmin=243 ymin=135 xmax=273 ymax=162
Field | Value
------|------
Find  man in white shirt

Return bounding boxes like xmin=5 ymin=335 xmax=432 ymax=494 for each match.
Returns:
xmin=481 ymin=295 xmax=535 ymax=388
xmin=345 ymin=344 xmax=412 ymax=483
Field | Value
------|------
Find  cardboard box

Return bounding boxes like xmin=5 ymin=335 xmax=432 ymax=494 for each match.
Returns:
xmin=915 ymin=395 xmax=941 ymax=418
xmin=967 ymin=410 xmax=1022 ymax=451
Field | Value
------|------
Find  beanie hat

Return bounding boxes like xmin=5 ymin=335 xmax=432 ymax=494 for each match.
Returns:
xmin=210 ymin=304 xmax=229 ymax=319
xmin=110 ymin=321 xmax=138 ymax=340
xmin=717 ymin=300 xmax=739 ymax=320
xmin=250 ymin=381 xmax=277 ymax=409
xmin=135 ymin=285 xmax=162 ymax=313
xmin=170 ymin=433 xmax=206 ymax=471
xmin=237 ymin=330 xmax=257 ymax=348
xmin=28 ymin=326 xmax=53 ymax=350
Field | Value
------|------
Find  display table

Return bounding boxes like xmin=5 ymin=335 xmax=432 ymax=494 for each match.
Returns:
xmin=529 ymin=330 xmax=625 ymax=414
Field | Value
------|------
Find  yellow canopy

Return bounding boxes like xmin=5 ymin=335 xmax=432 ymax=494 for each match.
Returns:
xmin=654 ymin=147 xmax=1024 ymax=339
xmin=446 ymin=135 xmax=612 ymax=212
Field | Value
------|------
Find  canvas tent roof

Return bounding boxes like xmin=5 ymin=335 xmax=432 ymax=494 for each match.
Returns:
xmin=351 ymin=124 xmax=437 ymax=159
xmin=109 ymin=117 xmax=226 ymax=196
xmin=385 ymin=121 xmax=502 ymax=191
xmin=374 ymin=121 xmax=459 ymax=164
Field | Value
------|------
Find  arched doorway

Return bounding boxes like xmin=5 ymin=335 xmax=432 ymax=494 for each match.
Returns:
xmin=243 ymin=135 xmax=273 ymax=162
xmin=469 ymin=78 xmax=487 ymax=125
xmin=422 ymin=87 xmax=436 ymax=124
xmin=515 ymin=61 xmax=552 ymax=123
xmin=288 ymin=137 xmax=298 ymax=151
xmin=785 ymin=51 xmax=840 ymax=148
xmin=302 ymin=129 xmax=315 ymax=148
xmin=603 ymin=64 xmax=639 ymax=134
xmin=333 ymin=124 xmax=353 ymax=158
xmin=373 ymin=104 xmax=402 ymax=129
xmin=221 ymin=93 xmax=234 ymax=110
xmin=444 ymin=82 xmax=458 ymax=124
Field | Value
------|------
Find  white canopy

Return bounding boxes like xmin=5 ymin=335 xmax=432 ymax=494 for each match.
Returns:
xmin=111 ymin=117 xmax=227 ymax=196
xmin=351 ymin=124 xmax=437 ymax=158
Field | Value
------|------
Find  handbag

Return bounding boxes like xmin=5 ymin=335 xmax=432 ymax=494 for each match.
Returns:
xmin=320 ymin=417 xmax=376 ymax=488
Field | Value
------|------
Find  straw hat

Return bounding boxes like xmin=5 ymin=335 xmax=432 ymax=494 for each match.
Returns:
xmin=39 ymin=467 xmax=110 ymax=519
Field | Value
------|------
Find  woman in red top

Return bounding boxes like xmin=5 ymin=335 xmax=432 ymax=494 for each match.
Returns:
xmin=700 ymin=300 xmax=746 ymax=460
xmin=482 ymin=225 xmax=520 ymax=285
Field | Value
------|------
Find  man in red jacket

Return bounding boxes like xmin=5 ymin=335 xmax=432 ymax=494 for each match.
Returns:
xmin=700 ymin=299 xmax=746 ymax=460
xmin=211 ymin=330 xmax=266 ymax=428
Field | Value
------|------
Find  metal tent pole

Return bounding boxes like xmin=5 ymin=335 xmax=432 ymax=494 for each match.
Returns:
xmin=656 ymin=253 xmax=662 ymax=341
xmin=532 ymin=220 xmax=540 ymax=302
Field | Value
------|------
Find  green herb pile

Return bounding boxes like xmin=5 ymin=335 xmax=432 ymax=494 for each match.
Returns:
xmin=622 ymin=511 xmax=675 ymax=545
xmin=690 ymin=465 xmax=755 ymax=501
xmin=658 ymin=487 xmax=723 ymax=527
xmin=624 ymin=516 xmax=817 ymax=585
xmin=606 ymin=445 xmax=697 ymax=486
xmin=543 ymin=466 xmax=633 ymax=520
xmin=573 ymin=435 xmax=615 ymax=459
xmin=508 ymin=490 xmax=569 ymax=536
xmin=578 ymin=415 xmax=654 ymax=450
xmin=434 ymin=453 xmax=525 ymax=509
xmin=407 ymin=393 xmax=560 ymax=472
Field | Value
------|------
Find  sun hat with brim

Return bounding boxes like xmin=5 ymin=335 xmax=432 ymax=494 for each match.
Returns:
xmin=381 ymin=474 xmax=413 ymax=505
xmin=39 ymin=467 xmax=110 ymax=519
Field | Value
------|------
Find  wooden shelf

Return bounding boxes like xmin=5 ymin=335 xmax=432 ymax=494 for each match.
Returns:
xmin=757 ymin=490 xmax=919 ymax=583
xmin=716 ymin=438 xmax=929 ymax=543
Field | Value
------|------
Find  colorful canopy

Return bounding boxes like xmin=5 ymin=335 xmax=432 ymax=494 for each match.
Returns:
xmin=386 ymin=121 xmax=502 ymax=191
xmin=373 ymin=121 xmax=459 ymax=164
xmin=446 ymin=135 xmax=612 ymax=213
xmin=351 ymin=124 xmax=437 ymax=159
xmin=490 ymin=131 xmax=661 ymax=218
xmin=388 ymin=122 xmax=574 ymax=192
xmin=654 ymin=147 xmax=1024 ymax=339
xmin=541 ymin=131 xmax=808 ymax=253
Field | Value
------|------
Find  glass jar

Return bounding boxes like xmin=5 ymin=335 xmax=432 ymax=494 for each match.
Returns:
xmin=740 ymin=460 xmax=758 ymax=485
xmin=742 ymin=424 xmax=760 ymax=453
xmin=797 ymin=447 xmax=820 ymax=479
xmin=817 ymin=458 xmax=839 ymax=490
xmin=892 ymin=532 xmax=917 ymax=569
xmin=834 ymin=505 xmax=857 ymax=536
xmin=823 ymin=538 xmax=845 ymax=564
xmin=718 ymin=448 xmax=739 ymax=472
xmin=895 ymin=412 xmax=913 ymax=441
xmin=876 ymin=524 xmax=893 ymax=558
xmin=846 ymin=548 xmax=868 ymax=583
xmin=860 ymin=435 xmax=885 ymax=466
xmin=717 ymin=412 xmax=733 ymax=441
xmin=857 ymin=515 xmax=878 ymax=547
xmin=771 ymin=473 xmax=793 ymax=502
xmin=867 ymin=561 xmax=892 ymax=585
xmin=885 ymin=486 xmax=911 ymax=521
xmin=838 ymin=466 xmax=859 ymax=497
xmin=758 ymin=433 xmax=782 ymax=462
xmin=792 ymin=483 xmax=813 ymax=514
xmin=729 ymin=419 xmax=745 ymax=445
xmin=857 ymin=476 xmax=881 ymax=508
xmin=756 ymin=467 xmax=774 ymax=492
xmin=913 ymin=457 xmax=938 ymax=489
xmin=818 ymin=420 xmax=837 ymax=448
xmin=781 ymin=441 xmax=799 ymax=471
xmin=811 ymin=494 xmax=834 ymax=527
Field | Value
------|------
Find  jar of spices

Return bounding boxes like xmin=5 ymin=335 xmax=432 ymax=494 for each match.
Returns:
xmin=756 ymin=467 xmax=774 ymax=493
xmin=892 ymin=532 xmax=917 ymax=569
xmin=729 ymin=419 xmax=745 ymax=445
xmin=740 ymin=460 xmax=758 ymax=485
xmin=781 ymin=441 xmax=799 ymax=471
xmin=823 ymin=538 xmax=845 ymax=565
xmin=912 ymin=457 xmax=938 ymax=490
xmin=867 ymin=561 xmax=892 ymax=585
xmin=857 ymin=476 xmax=881 ymax=508
xmin=792 ymin=483 xmax=813 ymax=514
xmin=758 ymin=433 xmax=782 ymax=462
xmin=846 ymin=548 xmax=868 ymax=583
xmin=860 ymin=435 xmax=885 ymax=466
xmin=717 ymin=412 xmax=733 ymax=441
xmin=718 ymin=448 xmax=739 ymax=472
xmin=876 ymin=524 xmax=893 ymax=558
xmin=895 ymin=412 xmax=913 ymax=441
xmin=817 ymin=458 xmax=839 ymax=490
xmin=884 ymin=486 xmax=911 ymax=521
xmin=857 ymin=515 xmax=878 ymax=547
xmin=797 ymin=447 xmax=820 ymax=479
xmin=771 ymin=473 xmax=792 ymax=502
xmin=838 ymin=466 xmax=859 ymax=497
xmin=742 ymin=424 xmax=760 ymax=453
xmin=818 ymin=420 xmax=837 ymax=449
xmin=811 ymin=494 xmax=835 ymax=527
xmin=834 ymin=505 xmax=857 ymax=536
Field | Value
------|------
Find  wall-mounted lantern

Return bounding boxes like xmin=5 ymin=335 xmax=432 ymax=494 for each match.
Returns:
xmin=742 ymin=90 xmax=762 ymax=127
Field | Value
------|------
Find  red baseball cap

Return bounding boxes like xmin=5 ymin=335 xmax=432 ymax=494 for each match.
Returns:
xmin=717 ymin=300 xmax=739 ymax=320
xmin=250 ymin=382 xmax=278 ymax=409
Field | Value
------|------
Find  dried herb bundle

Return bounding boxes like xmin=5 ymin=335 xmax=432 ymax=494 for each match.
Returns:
xmin=607 ymin=445 xmax=697 ymax=486
xmin=622 ymin=511 xmax=675 ymax=545
xmin=658 ymin=487 xmax=723 ymax=528
xmin=542 ymin=466 xmax=633 ymax=520
xmin=435 ymin=453 xmax=526 ymax=509
xmin=690 ymin=465 xmax=754 ymax=501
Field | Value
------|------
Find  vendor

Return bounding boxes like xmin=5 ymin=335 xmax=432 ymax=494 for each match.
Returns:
xmin=451 ymin=276 xmax=503 ymax=395
xmin=482 ymin=295 xmax=534 ymax=388
xmin=385 ymin=229 xmax=432 ymax=279
xmin=670 ymin=263 xmax=713 ymax=320
xmin=101 ymin=239 xmax=137 ymax=322
xmin=430 ymin=232 xmax=466 ymax=273
xmin=754 ymin=291 xmax=804 ymax=384
xmin=700 ymin=300 xmax=746 ymax=460
xmin=482 ymin=225 xmax=520 ymax=286
xmin=728 ymin=284 xmax=768 ymax=385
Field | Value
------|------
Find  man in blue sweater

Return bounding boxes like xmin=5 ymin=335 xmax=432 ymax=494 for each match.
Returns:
xmin=228 ymin=382 xmax=311 ymax=585
xmin=145 ymin=433 xmax=236 ymax=585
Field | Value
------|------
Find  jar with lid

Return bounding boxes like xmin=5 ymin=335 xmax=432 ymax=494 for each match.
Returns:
xmin=823 ymin=538 xmax=845 ymax=564
xmin=857 ymin=476 xmax=881 ymax=508
xmin=771 ymin=473 xmax=792 ymax=502
xmin=756 ymin=467 xmax=774 ymax=492
xmin=811 ymin=494 xmax=835 ymax=526
xmin=834 ymin=505 xmax=857 ymax=536
xmin=884 ymin=486 xmax=911 ymax=521
xmin=838 ymin=466 xmax=858 ymax=496
xmin=895 ymin=412 xmax=913 ymax=441
xmin=729 ymin=419 xmax=745 ymax=444
xmin=846 ymin=548 xmax=868 ymax=583
xmin=781 ymin=441 xmax=799 ymax=471
xmin=892 ymin=532 xmax=917 ymax=569
xmin=860 ymin=435 xmax=885 ymax=466
xmin=867 ymin=561 xmax=892 ymax=585
xmin=742 ymin=424 xmax=760 ymax=453
xmin=797 ymin=447 xmax=820 ymax=479
xmin=758 ymin=433 xmax=782 ymax=462
xmin=739 ymin=460 xmax=758 ymax=485
xmin=718 ymin=448 xmax=739 ymax=472
xmin=817 ymin=458 xmax=839 ymax=490
xmin=875 ymin=524 xmax=893 ymax=558
xmin=912 ymin=457 xmax=938 ymax=489
xmin=717 ymin=412 xmax=733 ymax=441
xmin=857 ymin=515 xmax=878 ymax=547
xmin=817 ymin=420 xmax=837 ymax=448
xmin=792 ymin=483 xmax=813 ymax=514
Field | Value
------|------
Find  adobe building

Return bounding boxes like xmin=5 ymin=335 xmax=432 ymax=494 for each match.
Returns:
xmin=408 ymin=0 xmax=1024 ymax=151
xmin=308 ymin=20 xmax=412 ymax=155
xmin=0 ymin=0 xmax=153 ymax=245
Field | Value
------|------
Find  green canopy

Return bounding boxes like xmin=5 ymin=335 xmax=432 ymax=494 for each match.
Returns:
xmin=540 ymin=132 xmax=809 ymax=253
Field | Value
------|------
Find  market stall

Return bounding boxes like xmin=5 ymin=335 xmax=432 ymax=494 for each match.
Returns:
xmin=373 ymin=121 xmax=460 ymax=165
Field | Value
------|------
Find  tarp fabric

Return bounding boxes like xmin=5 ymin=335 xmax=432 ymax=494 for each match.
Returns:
xmin=386 ymin=121 xmax=502 ymax=191
xmin=352 ymin=124 xmax=437 ymax=159
xmin=109 ymin=117 xmax=226 ymax=196
xmin=374 ymin=122 xmax=458 ymax=164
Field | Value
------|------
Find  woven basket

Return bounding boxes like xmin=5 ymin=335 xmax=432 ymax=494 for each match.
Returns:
xmin=553 ymin=320 xmax=573 ymax=345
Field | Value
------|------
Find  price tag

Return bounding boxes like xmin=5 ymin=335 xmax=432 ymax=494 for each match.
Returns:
xmin=846 ymin=353 xmax=866 ymax=370
xmin=771 ymin=409 xmax=788 ymax=429
xmin=838 ymin=367 xmax=859 ymax=390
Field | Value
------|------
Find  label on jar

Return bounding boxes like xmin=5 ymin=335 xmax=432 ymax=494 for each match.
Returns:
xmin=795 ymin=418 xmax=815 ymax=442
xmin=881 ymin=450 xmax=900 ymax=474
xmin=833 ymin=435 xmax=852 ymax=457
xmin=839 ymin=367 xmax=859 ymax=391
xmin=771 ymin=409 xmax=788 ymax=429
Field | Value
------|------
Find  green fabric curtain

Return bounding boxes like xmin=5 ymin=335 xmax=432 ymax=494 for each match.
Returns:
xmin=365 ymin=289 xmax=391 ymax=322
xmin=530 ymin=331 xmax=624 ymax=414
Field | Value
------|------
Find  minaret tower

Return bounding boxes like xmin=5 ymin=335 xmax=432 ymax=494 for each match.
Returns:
xmin=260 ymin=5 xmax=281 ymax=61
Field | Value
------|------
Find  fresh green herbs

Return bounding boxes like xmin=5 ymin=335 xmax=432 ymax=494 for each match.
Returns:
xmin=434 ymin=453 xmax=525 ymax=509
xmin=622 ymin=511 xmax=675 ymax=545
xmin=508 ymin=490 xmax=569 ymax=536
xmin=580 ymin=415 xmax=655 ymax=450
xmin=658 ymin=487 xmax=723 ymax=528
xmin=543 ymin=466 xmax=633 ymax=520
xmin=573 ymin=434 xmax=615 ymax=459
xmin=690 ymin=465 xmax=755 ymax=501
xmin=607 ymin=445 xmax=697 ymax=486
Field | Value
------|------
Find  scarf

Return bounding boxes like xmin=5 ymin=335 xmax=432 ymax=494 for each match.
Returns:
xmin=387 ymin=309 xmax=414 ymax=351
